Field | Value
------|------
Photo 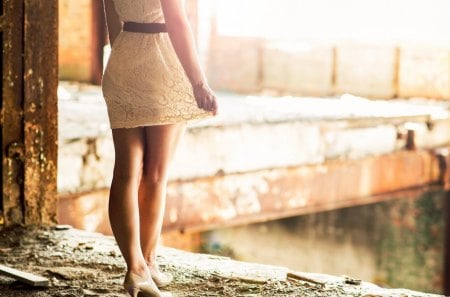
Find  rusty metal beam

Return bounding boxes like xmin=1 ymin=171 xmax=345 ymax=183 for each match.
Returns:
xmin=58 ymin=148 xmax=449 ymax=235
xmin=2 ymin=0 xmax=25 ymax=226
xmin=0 ymin=1 xmax=4 ymax=29
xmin=23 ymin=0 xmax=58 ymax=225
xmin=163 ymin=148 xmax=446 ymax=232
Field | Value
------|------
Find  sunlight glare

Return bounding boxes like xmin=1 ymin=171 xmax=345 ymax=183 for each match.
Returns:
xmin=213 ymin=0 xmax=450 ymax=45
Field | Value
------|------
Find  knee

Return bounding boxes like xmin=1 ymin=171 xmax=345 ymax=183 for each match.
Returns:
xmin=112 ymin=167 xmax=142 ymax=185
xmin=141 ymin=165 xmax=169 ymax=185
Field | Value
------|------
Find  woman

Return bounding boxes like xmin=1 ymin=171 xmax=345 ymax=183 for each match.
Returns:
xmin=102 ymin=0 xmax=218 ymax=296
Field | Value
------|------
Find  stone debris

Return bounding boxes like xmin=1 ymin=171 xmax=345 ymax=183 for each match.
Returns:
xmin=343 ymin=275 xmax=362 ymax=286
xmin=0 ymin=264 xmax=48 ymax=287
xmin=0 ymin=227 xmax=443 ymax=297
xmin=287 ymin=271 xmax=326 ymax=287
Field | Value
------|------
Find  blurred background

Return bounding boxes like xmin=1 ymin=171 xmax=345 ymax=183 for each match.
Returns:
xmin=56 ymin=0 xmax=450 ymax=294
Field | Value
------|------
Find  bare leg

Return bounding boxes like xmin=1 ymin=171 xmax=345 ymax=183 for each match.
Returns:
xmin=109 ymin=127 xmax=150 ymax=276
xmin=138 ymin=123 xmax=186 ymax=272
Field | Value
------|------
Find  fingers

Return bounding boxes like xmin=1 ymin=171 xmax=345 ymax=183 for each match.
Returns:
xmin=204 ymin=95 xmax=211 ymax=111
xmin=196 ymin=96 xmax=205 ymax=110
xmin=193 ymin=83 xmax=218 ymax=114
xmin=195 ymin=93 xmax=206 ymax=110
xmin=204 ymin=94 xmax=217 ymax=114
xmin=211 ymin=97 xmax=218 ymax=115
xmin=206 ymin=94 xmax=217 ymax=115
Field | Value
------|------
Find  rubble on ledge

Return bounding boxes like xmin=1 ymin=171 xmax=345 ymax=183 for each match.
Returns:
xmin=0 ymin=227 xmax=442 ymax=297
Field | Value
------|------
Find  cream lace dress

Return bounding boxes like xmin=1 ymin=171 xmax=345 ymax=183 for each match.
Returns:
xmin=101 ymin=0 xmax=214 ymax=129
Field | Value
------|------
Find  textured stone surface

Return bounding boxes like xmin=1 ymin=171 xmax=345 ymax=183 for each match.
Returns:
xmin=261 ymin=42 xmax=333 ymax=96
xmin=172 ymin=122 xmax=324 ymax=180
xmin=0 ymin=227 xmax=442 ymax=296
xmin=398 ymin=46 xmax=450 ymax=99
xmin=335 ymin=44 xmax=397 ymax=98
xmin=206 ymin=37 xmax=450 ymax=99
xmin=408 ymin=119 xmax=450 ymax=149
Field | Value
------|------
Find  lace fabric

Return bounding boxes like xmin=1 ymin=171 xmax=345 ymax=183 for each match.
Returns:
xmin=102 ymin=0 xmax=214 ymax=129
xmin=111 ymin=0 xmax=164 ymax=23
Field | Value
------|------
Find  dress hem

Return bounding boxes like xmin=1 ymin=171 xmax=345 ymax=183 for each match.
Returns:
xmin=109 ymin=112 xmax=215 ymax=129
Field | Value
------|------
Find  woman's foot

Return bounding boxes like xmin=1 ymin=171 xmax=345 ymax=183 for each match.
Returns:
xmin=148 ymin=262 xmax=173 ymax=288
xmin=124 ymin=270 xmax=167 ymax=297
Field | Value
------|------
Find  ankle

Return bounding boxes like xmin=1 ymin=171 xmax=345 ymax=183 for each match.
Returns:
xmin=128 ymin=264 xmax=148 ymax=277
xmin=144 ymin=254 xmax=157 ymax=267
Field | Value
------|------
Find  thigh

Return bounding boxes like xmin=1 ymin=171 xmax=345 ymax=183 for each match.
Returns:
xmin=111 ymin=127 xmax=145 ymax=179
xmin=142 ymin=123 xmax=186 ymax=178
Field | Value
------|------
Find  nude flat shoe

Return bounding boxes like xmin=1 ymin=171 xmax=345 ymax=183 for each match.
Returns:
xmin=124 ymin=271 xmax=172 ymax=297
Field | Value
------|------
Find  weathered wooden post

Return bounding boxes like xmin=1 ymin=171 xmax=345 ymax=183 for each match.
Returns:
xmin=1 ymin=0 xmax=58 ymax=226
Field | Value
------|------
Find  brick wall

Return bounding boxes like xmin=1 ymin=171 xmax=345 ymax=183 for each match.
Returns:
xmin=59 ymin=0 xmax=95 ymax=82
xmin=59 ymin=0 xmax=104 ymax=83
xmin=58 ymin=0 xmax=196 ymax=84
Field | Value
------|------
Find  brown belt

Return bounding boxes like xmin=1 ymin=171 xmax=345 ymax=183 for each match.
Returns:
xmin=123 ymin=22 xmax=167 ymax=34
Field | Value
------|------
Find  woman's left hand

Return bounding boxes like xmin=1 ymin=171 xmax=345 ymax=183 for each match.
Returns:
xmin=193 ymin=81 xmax=218 ymax=116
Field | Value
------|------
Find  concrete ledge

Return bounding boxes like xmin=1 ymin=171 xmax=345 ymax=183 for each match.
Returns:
xmin=57 ymin=82 xmax=450 ymax=194
xmin=57 ymin=82 xmax=450 ymax=234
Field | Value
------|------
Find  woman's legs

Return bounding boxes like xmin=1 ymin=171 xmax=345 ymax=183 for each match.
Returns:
xmin=109 ymin=127 xmax=149 ymax=276
xmin=138 ymin=123 xmax=186 ymax=269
